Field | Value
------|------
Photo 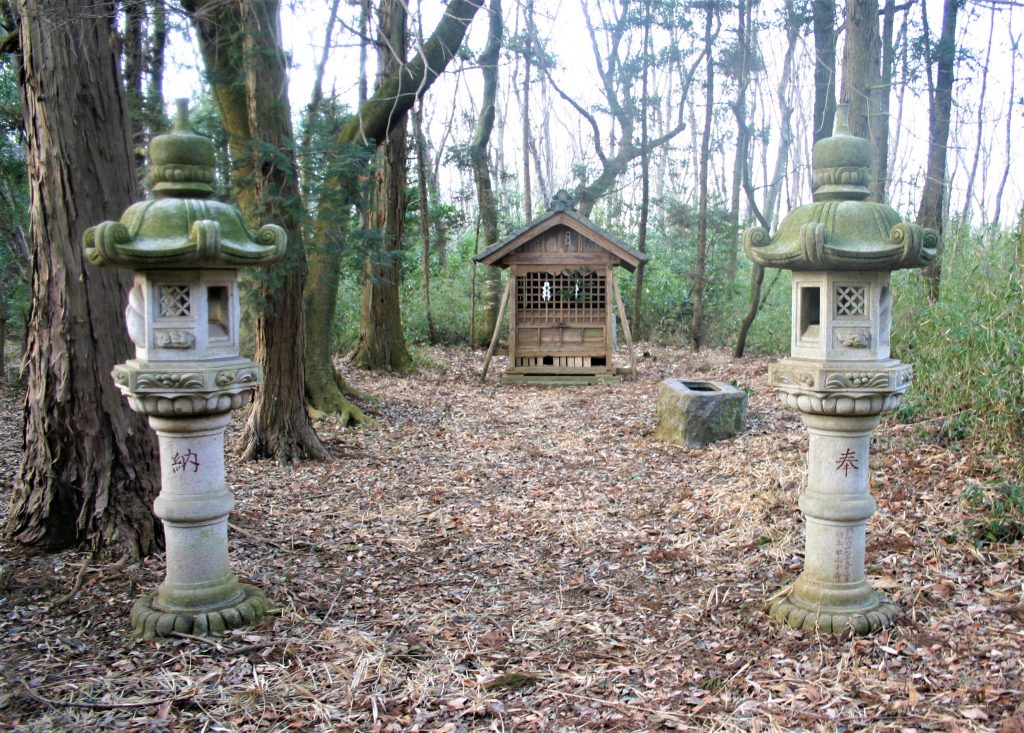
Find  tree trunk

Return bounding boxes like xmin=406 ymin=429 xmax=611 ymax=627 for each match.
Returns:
xmin=120 ymin=0 xmax=146 ymax=170
xmin=919 ymin=0 xmax=959 ymax=302
xmin=185 ymin=0 xmax=327 ymax=462
xmin=413 ymin=103 xmax=437 ymax=344
xmin=691 ymin=3 xmax=715 ymax=353
xmin=302 ymin=0 xmax=482 ymax=393
xmin=0 ymin=295 xmax=5 ymax=379
xmin=144 ymin=0 xmax=168 ymax=136
xmin=959 ymin=5 xmax=994 ymax=224
xmin=7 ymin=0 xmax=159 ymax=556
xmin=733 ymin=263 xmax=764 ymax=357
xmin=812 ymin=0 xmax=837 ymax=142
xmin=521 ymin=0 xmax=534 ymax=221
xmin=469 ymin=0 xmax=502 ymax=348
xmin=992 ymin=20 xmax=1017 ymax=226
xmin=298 ymin=0 xmax=341 ymax=201
xmin=728 ymin=0 xmax=753 ymax=282
xmin=350 ymin=0 xmax=412 ymax=371
xmin=358 ymin=0 xmax=369 ymax=104
xmin=734 ymin=0 xmax=800 ymax=357
xmin=633 ymin=2 xmax=652 ymax=340
xmin=298 ymin=1 xmax=364 ymax=421
xmin=872 ymin=0 xmax=897 ymax=202
xmin=840 ymin=0 xmax=880 ymax=143
xmin=763 ymin=1 xmax=798 ymax=227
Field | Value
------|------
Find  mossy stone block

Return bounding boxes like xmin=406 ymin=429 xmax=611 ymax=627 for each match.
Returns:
xmin=655 ymin=378 xmax=747 ymax=448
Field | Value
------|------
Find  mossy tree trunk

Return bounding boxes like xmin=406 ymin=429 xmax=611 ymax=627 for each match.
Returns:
xmin=470 ymin=0 xmax=502 ymax=348
xmin=349 ymin=0 xmax=411 ymax=371
xmin=303 ymin=0 xmax=482 ymax=390
xmin=6 ymin=0 xmax=160 ymax=557
xmin=185 ymin=0 xmax=327 ymax=462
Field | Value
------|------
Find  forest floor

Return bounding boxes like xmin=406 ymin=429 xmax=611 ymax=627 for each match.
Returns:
xmin=0 ymin=345 xmax=1022 ymax=733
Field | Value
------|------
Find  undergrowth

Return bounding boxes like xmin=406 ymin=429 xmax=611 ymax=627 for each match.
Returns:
xmin=962 ymin=482 xmax=1024 ymax=545
xmin=891 ymin=223 xmax=1024 ymax=477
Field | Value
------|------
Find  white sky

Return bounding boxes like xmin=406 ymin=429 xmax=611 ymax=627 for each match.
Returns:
xmin=164 ymin=0 xmax=1023 ymax=229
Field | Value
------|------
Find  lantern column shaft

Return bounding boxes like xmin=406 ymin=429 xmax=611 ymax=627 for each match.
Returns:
xmin=770 ymin=413 xmax=897 ymax=634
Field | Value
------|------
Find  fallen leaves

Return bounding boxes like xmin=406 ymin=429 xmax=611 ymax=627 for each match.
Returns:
xmin=0 ymin=345 xmax=1021 ymax=732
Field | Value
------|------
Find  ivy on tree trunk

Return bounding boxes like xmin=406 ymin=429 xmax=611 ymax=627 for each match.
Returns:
xmin=184 ymin=0 xmax=327 ymax=462
xmin=469 ymin=0 xmax=503 ymax=349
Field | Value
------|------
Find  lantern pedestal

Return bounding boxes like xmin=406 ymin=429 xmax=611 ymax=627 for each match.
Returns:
xmin=127 ymin=409 xmax=270 ymax=639
xmin=768 ymin=411 xmax=898 ymax=636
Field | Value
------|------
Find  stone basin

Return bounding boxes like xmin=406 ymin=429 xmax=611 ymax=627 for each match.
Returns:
xmin=654 ymin=378 xmax=747 ymax=448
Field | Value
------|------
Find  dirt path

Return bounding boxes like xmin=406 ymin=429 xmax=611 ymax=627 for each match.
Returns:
xmin=1 ymin=346 xmax=1021 ymax=731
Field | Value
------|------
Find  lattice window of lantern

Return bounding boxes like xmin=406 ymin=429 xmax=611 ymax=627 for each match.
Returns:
xmin=159 ymin=285 xmax=192 ymax=318
xmin=517 ymin=271 xmax=606 ymax=324
xmin=835 ymin=285 xmax=866 ymax=317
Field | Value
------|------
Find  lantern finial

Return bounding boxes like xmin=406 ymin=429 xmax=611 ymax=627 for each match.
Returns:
xmin=150 ymin=98 xmax=217 ymax=198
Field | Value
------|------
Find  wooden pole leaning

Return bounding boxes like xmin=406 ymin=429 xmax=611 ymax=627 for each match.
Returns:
xmin=480 ymin=274 xmax=513 ymax=383
xmin=611 ymin=276 xmax=637 ymax=379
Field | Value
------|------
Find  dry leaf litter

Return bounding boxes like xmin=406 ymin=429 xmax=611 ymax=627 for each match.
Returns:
xmin=0 ymin=345 xmax=1022 ymax=732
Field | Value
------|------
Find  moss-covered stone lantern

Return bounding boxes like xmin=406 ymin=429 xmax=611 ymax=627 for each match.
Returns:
xmin=84 ymin=100 xmax=286 ymax=639
xmin=744 ymin=105 xmax=938 ymax=636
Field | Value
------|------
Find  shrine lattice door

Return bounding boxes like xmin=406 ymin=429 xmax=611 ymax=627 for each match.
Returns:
xmin=511 ymin=267 xmax=611 ymax=372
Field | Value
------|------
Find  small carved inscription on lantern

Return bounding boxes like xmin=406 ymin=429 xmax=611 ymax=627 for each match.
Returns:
xmin=836 ymin=449 xmax=859 ymax=476
xmin=834 ymin=530 xmax=853 ymax=582
xmin=171 ymin=449 xmax=200 ymax=473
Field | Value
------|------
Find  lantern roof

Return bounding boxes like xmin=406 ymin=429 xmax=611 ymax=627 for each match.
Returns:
xmin=84 ymin=99 xmax=286 ymax=270
xmin=474 ymin=190 xmax=649 ymax=272
xmin=744 ymin=106 xmax=938 ymax=272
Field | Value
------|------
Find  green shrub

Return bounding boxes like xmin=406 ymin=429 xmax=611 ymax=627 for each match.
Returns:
xmin=891 ymin=225 xmax=1024 ymax=469
xmin=962 ymin=482 xmax=1024 ymax=545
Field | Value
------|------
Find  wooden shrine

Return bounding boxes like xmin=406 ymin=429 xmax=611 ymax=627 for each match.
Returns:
xmin=475 ymin=191 xmax=648 ymax=383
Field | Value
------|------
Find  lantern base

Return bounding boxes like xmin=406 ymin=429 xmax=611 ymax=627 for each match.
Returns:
xmin=768 ymin=582 xmax=898 ymax=636
xmin=130 ymin=582 xmax=271 ymax=639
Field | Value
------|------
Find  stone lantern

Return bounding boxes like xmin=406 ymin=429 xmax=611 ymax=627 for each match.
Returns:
xmin=744 ymin=106 xmax=937 ymax=636
xmin=84 ymin=100 xmax=286 ymax=639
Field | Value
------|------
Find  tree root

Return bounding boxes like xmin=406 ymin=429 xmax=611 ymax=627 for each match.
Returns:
xmin=304 ymin=364 xmax=374 ymax=427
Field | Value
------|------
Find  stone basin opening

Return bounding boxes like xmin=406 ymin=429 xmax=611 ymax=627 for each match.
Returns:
xmin=681 ymin=380 xmax=720 ymax=392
